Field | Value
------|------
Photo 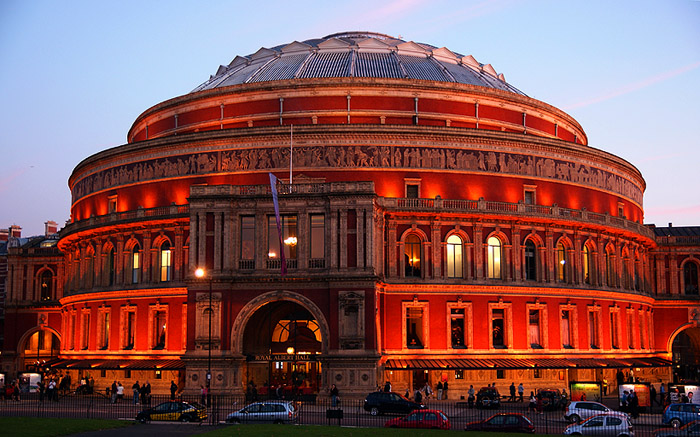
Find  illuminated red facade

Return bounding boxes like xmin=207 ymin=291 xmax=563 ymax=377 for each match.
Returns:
xmin=2 ymin=32 xmax=698 ymax=396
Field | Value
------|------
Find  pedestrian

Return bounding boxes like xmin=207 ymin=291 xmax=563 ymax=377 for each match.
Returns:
xmin=518 ymin=382 xmax=524 ymax=402
xmin=170 ymin=380 xmax=177 ymax=400
xmin=38 ymin=379 xmax=45 ymax=402
xmin=468 ymin=385 xmax=475 ymax=408
xmin=201 ymin=385 xmax=207 ymax=405
xmin=48 ymin=378 xmax=57 ymax=402
xmin=405 ymin=387 xmax=410 ymax=398
xmin=145 ymin=381 xmax=152 ymax=405
xmin=603 ymin=378 xmax=608 ymax=396
xmin=423 ymin=381 xmax=433 ymax=401
xmin=528 ymin=391 xmax=536 ymax=412
xmin=384 ymin=381 xmax=391 ymax=392
xmin=330 ymin=384 xmax=339 ymax=407
xmin=437 ymin=381 xmax=443 ymax=400
xmin=132 ymin=381 xmax=140 ymax=404
xmin=659 ymin=383 xmax=666 ymax=406
xmin=12 ymin=380 xmax=20 ymax=401
xmin=443 ymin=381 xmax=449 ymax=400
xmin=650 ymin=384 xmax=657 ymax=409
xmin=510 ymin=382 xmax=516 ymax=402
xmin=536 ymin=393 xmax=544 ymax=415
xmin=111 ymin=381 xmax=117 ymax=404
xmin=629 ymin=390 xmax=639 ymax=418
xmin=116 ymin=382 xmax=124 ymax=402
xmin=415 ymin=388 xmax=423 ymax=403
xmin=616 ymin=369 xmax=624 ymax=390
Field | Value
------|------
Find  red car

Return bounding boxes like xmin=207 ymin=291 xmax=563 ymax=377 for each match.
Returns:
xmin=465 ymin=413 xmax=535 ymax=433
xmin=384 ymin=409 xmax=451 ymax=430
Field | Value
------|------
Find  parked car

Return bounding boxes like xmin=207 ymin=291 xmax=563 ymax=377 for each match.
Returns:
xmin=464 ymin=413 xmax=535 ymax=433
xmin=384 ymin=409 xmax=451 ymax=430
xmin=136 ymin=401 xmax=207 ymax=423
xmin=563 ymin=413 xmax=634 ymax=437
xmin=663 ymin=404 xmax=700 ymax=428
xmin=538 ymin=388 xmax=568 ymax=411
xmin=476 ymin=387 xmax=501 ymax=409
xmin=654 ymin=420 xmax=700 ymax=437
xmin=565 ymin=401 xmax=627 ymax=423
xmin=363 ymin=391 xmax=424 ymax=416
xmin=226 ymin=400 xmax=297 ymax=424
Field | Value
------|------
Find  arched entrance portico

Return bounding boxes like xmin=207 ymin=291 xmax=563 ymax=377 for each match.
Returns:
xmin=18 ymin=327 xmax=61 ymax=372
xmin=231 ymin=291 xmax=329 ymax=397
xmin=671 ymin=325 xmax=700 ymax=382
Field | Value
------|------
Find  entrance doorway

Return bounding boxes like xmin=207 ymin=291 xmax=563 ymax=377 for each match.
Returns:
xmin=242 ymin=301 xmax=323 ymax=397
xmin=672 ymin=327 xmax=700 ymax=382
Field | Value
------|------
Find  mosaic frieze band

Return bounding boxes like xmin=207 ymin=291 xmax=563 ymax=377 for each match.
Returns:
xmin=72 ymin=145 xmax=643 ymax=204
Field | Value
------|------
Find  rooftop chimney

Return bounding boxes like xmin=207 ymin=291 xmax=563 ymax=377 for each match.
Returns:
xmin=669 ymin=223 xmax=673 ymax=228
xmin=0 ymin=228 xmax=8 ymax=242
xmin=9 ymin=225 xmax=21 ymax=238
xmin=45 ymin=220 xmax=58 ymax=236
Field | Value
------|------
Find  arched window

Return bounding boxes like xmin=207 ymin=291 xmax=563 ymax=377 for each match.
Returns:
xmin=131 ymin=243 xmax=141 ymax=284
xmin=583 ymin=245 xmax=593 ymax=284
xmin=605 ymin=247 xmax=615 ymax=287
xmin=446 ymin=235 xmax=463 ymax=278
xmin=622 ymin=251 xmax=630 ymax=289
xmin=556 ymin=241 xmax=567 ymax=282
xmin=39 ymin=270 xmax=53 ymax=301
xmin=524 ymin=240 xmax=537 ymax=281
xmin=404 ymin=234 xmax=421 ymax=278
xmin=487 ymin=236 xmax=502 ymax=279
xmin=685 ymin=262 xmax=699 ymax=295
xmin=634 ymin=254 xmax=641 ymax=291
xmin=86 ymin=248 xmax=94 ymax=288
xmin=160 ymin=241 xmax=172 ymax=282
xmin=107 ymin=247 xmax=116 ymax=286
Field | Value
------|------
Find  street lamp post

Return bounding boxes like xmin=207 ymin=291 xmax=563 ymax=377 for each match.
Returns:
xmin=194 ymin=267 xmax=212 ymax=406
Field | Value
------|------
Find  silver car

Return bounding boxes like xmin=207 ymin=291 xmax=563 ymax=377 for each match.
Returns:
xmin=226 ymin=401 xmax=298 ymax=424
xmin=565 ymin=401 xmax=627 ymax=423
xmin=564 ymin=413 xmax=634 ymax=437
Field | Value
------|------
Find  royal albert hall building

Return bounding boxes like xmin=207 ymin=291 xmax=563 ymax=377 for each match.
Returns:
xmin=3 ymin=32 xmax=700 ymax=397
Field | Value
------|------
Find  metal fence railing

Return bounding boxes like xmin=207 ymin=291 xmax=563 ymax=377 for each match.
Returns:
xmin=0 ymin=391 xmax=681 ymax=435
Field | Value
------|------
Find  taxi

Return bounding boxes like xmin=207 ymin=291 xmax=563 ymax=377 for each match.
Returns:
xmin=136 ymin=401 xmax=207 ymax=423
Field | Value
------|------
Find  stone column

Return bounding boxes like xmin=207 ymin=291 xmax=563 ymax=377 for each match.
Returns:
xmin=512 ymin=225 xmax=521 ymax=281
xmin=474 ymin=224 xmax=483 ymax=280
xmin=431 ymin=222 xmax=441 ymax=279
xmin=357 ymin=208 xmax=365 ymax=270
xmin=339 ymin=208 xmax=348 ymax=270
xmin=214 ymin=212 xmax=223 ymax=272
xmin=546 ymin=228 xmax=554 ymax=283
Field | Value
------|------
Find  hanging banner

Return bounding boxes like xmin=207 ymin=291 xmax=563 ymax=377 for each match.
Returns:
xmin=269 ymin=173 xmax=287 ymax=276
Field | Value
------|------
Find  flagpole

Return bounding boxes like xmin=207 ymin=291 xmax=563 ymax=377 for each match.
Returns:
xmin=289 ymin=124 xmax=293 ymax=184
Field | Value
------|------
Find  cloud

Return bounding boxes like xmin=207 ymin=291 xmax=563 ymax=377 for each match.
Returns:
xmin=564 ymin=61 xmax=700 ymax=110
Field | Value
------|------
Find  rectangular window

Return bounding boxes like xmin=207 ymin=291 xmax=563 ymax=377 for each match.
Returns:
xmin=450 ymin=308 xmax=466 ymax=348
xmin=406 ymin=184 xmax=419 ymax=198
xmin=132 ymin=251 xmax=140 ymax=284
xmin=124 ymin=311 xmax=135 ymax=349
xmin=70 ymin=313 xmax=77 ymax=350
xmin=153 ymin=310 xmax=166 ymax=349
xmin=82 ymin=312 xmax=90 ymax=350
xmin=38 ymin=330 xmax=45 ymax=351
xmin=639 ymin=311 xmax=647 ymax=349
xmin=240 ymin=216 xmax=255 ymax=266
xmin=310 ymin=214 xmax=325 ymax=265
xmin=492 ymin=308 xmax=506 ymax=348
xmin=534 ymin=368 xmax=542 ymax=378
xmin=160 ymin=248 xmax=172 ymax=282
xmin=561 ymin=310 xmax=573 ymax=348
xmin=589 ymin=310 xmax=600 ymax=349
xmin=627 ymin=310 xmax=635 ymax=349
xmin=99 ymin=310 xmax=110 ymax=349
xmin=108 ymin=195 xmax=118 ymax=213
xmin=406 ymin=307 xmax=424 ymax=348
xmin=529 ymin=309 xmax=542 ymax=348
xmin=455 ymin=369 xmax=464 ymax=379
xmin=124 ymin=369 xmax=131 ymax=379
xmin=524 ymin=186 xmax=536 ymax=205
xmin=496 ymin=369 xmax=505 ymax=379
xmin=268 ymin=215 xmax=298 ymax=263
xmin=610 ymin=310 xmax=620 ymax=349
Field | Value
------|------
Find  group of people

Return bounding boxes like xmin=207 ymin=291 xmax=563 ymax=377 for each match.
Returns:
xmin=2 ymin=380 xmax=21 ymax=401
xmin=127 ymin=380 xmax=151 ymax=405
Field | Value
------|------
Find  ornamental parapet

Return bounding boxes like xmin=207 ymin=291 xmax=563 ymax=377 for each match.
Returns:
xmin=382 ymin=197 xmax=654 ymax=239
xmin=60 ymin=204 xmax=190 ymax=237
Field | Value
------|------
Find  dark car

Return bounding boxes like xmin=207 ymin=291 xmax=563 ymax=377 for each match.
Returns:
xmin=538 ymin=388 xmax=567 ymax=411
xmin=364 ymin=391 xmax=424 ymax=416
xmin=654 ymin=420 xmax=700 ymax=437
xmin=384 ymin=409 xmax=451 ymax=430
xmin=476 ymin=387 xmax=501 ymax=409
xmin=465 ymin=413 xmax=535 ymax=433
xmin=663 ymin=404 xmax=700 ymax=428
xmin=136 ymin=401 xmax=207 ymax=423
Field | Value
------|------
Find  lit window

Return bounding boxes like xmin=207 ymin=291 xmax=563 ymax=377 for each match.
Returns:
xmin=487 ymin=237 xmax=502 ymax=279
xmin=40 ymin=270 xmax=53 ymax=301
xmin=131 ymin=244 xmax=141 ymax=284
xmin=107 ymin=247 xmax=116 ymax=286
xmin=556 ymin=242 xmax=567 ymax=282
xmin=268 ymin=215 xmax=298 ymax=262
xmin=123 ymin=310 xmax=136 ymax=349
xmin=98 ymin=310 xmax=110 ymax=350
xmin=588 ymin=309 xmax=600 ymax=349
xmin=406 ymin=307 xmax=424 ymax=348
xmin=524 ymin=240 xmax=537 ymax=281
xmin=405 ymin=234 xmax=421 ymax=278
xmin=160 ymin=242 xmax=172 ymax=282
xmin=627 ymin=309 xmax=635 ymax=349
xmin=81 ymin=311 xmax=90 ymax=350
xmin=610 ymin=310 xmax=620 ymax=349
xmin=108 ymin=195 xmax=118 ymax=214
xmin=685 ymin=262 xmax=699 ymax=295
xmin=605 ymin=247 xmax=615 ymax=287
xmin=583 ymin=245 xmax=593 ymax=284
xmin=446 ymin=235 xmax=463 ymax=278
xmin=450 ymin=308 xmax=466 ymax=348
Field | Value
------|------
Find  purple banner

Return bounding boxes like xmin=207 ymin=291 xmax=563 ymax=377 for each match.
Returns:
xmin=269 ymin=173 xmax=287 ymax=276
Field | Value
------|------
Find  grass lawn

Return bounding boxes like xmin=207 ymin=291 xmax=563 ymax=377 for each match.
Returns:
xmin=201 ymin=424 xmax=542 ymax=437
xmin=0 ymin=417 xmax=132 ymax=437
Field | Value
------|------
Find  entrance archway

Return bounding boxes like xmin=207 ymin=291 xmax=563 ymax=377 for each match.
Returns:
xmin=19 ymin=328 xmax=60 ymax=371
xmin=672 ymin=326 xmax=700 ymax=382
xmin=231 ymin=291 xmax=329 ymax=397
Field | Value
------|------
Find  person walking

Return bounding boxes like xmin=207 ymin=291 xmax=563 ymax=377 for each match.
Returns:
xmin=437 ymin=381 xmax=443 ymax=400
xmin=330 ymin=384 xmax=339 ymax=407
xmin=110 ymin=381 xmax=117 ymax=404
xmin=468 ymin=385 xmax=475 ymax=408
xmin=170 ymin=380 xmax=178 ymax=400
xmin=132 ymin=381 xmax=140 ymax=404
xmin=650 ymin=384 xmax=657 ymax=410
xmin=518 ymin=382 xmax=524 ymax=402
xmin=659 ymin=383 xmax=666 ymax=406
xmin=528 ymin=391 xmax=536 ymax=412
xmin=116 ymin=382 xmax=124 ymax=402
xmin=414 ymin=388 xmax=423 ymax=403
xmin=510 ymin=382 xmax=516 ymax=402
xmin=443 ymin=381 xmax=449 ymax=400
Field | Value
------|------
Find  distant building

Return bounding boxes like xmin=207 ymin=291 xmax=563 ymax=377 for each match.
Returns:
xmin=1 ymin=32 xmax=698 ymax=396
